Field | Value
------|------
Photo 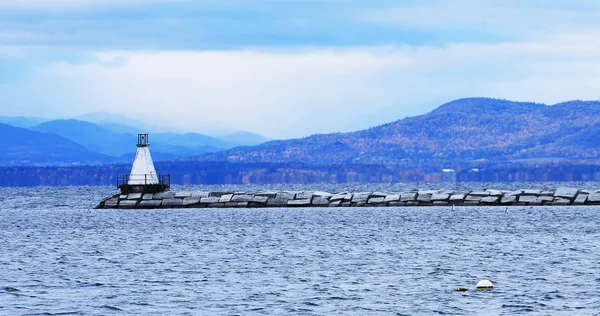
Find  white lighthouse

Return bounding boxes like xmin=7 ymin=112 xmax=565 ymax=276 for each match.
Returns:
xmin=128 ymin=133 xmax=159 ymax=185
xmin=118 ymin=133 xmax=170 ymax=194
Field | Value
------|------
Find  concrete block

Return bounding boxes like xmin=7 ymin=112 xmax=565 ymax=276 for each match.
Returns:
xmin=431 ymin=193 xmax=450 ymax=201
xmin=119 ymin=200 xmax=138 ymax=208
xmin=209 ymin=191 xmax=232 ymax=197
xmin=138 ymin=200 xmax=162 ymax=208
xmin=142 ymin=193 xmax=153 ymax=200
xmin=200 ymin=197 xmax=220 ymax=204
xmin=518 ymin=195 xmax=538 ymax=203
xmin=329 ymin=200 xmax=342 ymax=207
xmin=153 ymin=192 xmax=176 ymax=199
xmin=371 ymin=192 xmax=389 ymax=197
xmin=552 ymin=197 xmax=571 ymax=205
xmin=251 ymin=196 xmax=269 ymax=204
xmin=231 ymin=194 xmax=254 ymax=202
xmin=449 ymin=194 xmax=465 ymax=202
xmin=255 ymin=191 xmax=278 ymax=197
xmin=330 ymin=193 xmax=352 ymax=201
xmin=296 ymin=192 xmax=313 ymax=199
xmin=219 ymin=194 xmax=233 ymax=203
xmin=501 ymin=195 xmax=517 ymax=204
xmin=417 ymin=193 xmax=432 ymax=202
xmin=127 ymin=193 xmax=142 ymax=200
xmin=104 ymin=198 xmax=119 ymax=208
xmin=587 ymin=193 xmax=600 ymax=204
xmin=175 ymin=191 xmax=192 ymax=198
xmin=162 ymin=198 xmax=183 ymax=207
xmin=312 ymin=197 xmax=330 ymax=206
xmin=352 ymin=193 xmax=371 ymax=203
xmin=505 ymin=190 xmax=524 ymax=196
xmin=368 ymin=197 xmax=385 ymax=204
xmin=276 ymin=192 xmax=296 ymax=200
xmin=554 ymin=187 xmax=579 ymax=199
xmin=182 ymin=197 xmax=201 ymax=206
xmin=191 ymin=191 xmax=210 ymax=198
xmin=267 ymin=198 xmax=289 ymax=206
xmin=539 ymin=196 xmax=553 ymax=204
xmin=465 ymin=195 xmax=482 ymax=202
xmin=480 ymin=196 xmax=499 ymax=204
xmin=573 ymin=193 xmax=589 ymax=205
xmin=486 ymin=190 xmax=503 ymax=196
xmin=400 ymin=192 xmax=417 ymax=201
xmin=288 ymin=199 xmax=312 ymax=207
xmin=384 ymin=194 xmax=400 ymax=202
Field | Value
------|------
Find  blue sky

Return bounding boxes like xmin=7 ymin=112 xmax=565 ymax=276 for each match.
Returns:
xmin=1 ymin=0 xmax=599 ymax=138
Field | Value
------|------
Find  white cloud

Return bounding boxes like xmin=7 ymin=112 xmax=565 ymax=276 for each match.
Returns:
xmin=2 ymin=28 xmax=600 ymax=138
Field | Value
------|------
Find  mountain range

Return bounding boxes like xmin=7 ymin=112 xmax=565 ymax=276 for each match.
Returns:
xmin=0 ymin=123 xmax=111 ymax=166
xmin=0 ymin=113 xmax=270 ymax=165
xmin=192 ymin=98 xmax=600 ymax=170
xmin=2 ymin=98 xmax=600 ymax=171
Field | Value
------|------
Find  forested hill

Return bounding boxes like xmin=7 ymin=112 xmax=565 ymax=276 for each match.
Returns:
xmin=192 ymin=98 xmax=600 ymax=169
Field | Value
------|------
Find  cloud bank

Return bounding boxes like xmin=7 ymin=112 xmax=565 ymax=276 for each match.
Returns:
xmin=0 ymin=1 xmax=599 ymax=138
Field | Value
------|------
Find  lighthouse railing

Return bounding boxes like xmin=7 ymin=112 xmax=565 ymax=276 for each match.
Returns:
xmin=117 ymin=174 xmax=171 ymax=188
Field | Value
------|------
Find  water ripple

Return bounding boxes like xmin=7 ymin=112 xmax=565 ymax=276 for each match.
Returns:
xmin=1 ymin=186 xmax=600 ymax=314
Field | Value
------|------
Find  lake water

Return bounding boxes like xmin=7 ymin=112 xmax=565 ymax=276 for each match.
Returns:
xmin=1 ymin=185 xmax=599 ymax=315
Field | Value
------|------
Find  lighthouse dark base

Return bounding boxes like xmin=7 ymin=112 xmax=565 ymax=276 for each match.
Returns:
xmin=118 ymin=184 xmax=170 ymax=194
xmin=117 ymin=173 xmax=171 ymax=194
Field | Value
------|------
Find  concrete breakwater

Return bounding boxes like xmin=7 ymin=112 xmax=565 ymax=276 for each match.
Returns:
xmin=96 ymin=187 xmax=600 ymax=209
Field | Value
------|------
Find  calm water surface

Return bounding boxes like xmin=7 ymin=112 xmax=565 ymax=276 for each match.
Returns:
xmin=0 ymin=186 xmax=599 ymax=315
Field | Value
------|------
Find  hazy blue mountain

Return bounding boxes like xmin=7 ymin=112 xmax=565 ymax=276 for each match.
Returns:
xmin=219 ymin=131 xmax=270 ymax=146
xmin=98 ymin=122 xmax=143 ymax=134
xmin=152 ymin=132 xmax=234 ymax=149
xmin=29 ymin=119 xmax=229 ymax=161
xmin=193 ymin=98 xmax=600 ymax=169
xmin=30 ymin=119 xmax=134 ymax=156
xmin=0 ymin=116 xmax=47 ymax=128
xmin=75 ymin=112 xmax=168 ymax=133
xmin=0 ymin=123 xmax=111 ymax=165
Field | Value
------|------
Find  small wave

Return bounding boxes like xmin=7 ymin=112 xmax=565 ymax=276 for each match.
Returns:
xmin=502 ymin=304 xmax=534 ymax=311
xmin=100 ymin=305 xmax=123 ymax=311
xmin=2 ymin=286 xmax=20 ymax=292
xmin=327 ymin=296 xmax=351 ymax=301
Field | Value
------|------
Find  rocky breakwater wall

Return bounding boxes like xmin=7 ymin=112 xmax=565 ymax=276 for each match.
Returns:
xmin=96 ymin=187 xmax=600 ymax=209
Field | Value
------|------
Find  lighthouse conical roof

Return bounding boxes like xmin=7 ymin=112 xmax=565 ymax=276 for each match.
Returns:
xmin=128 ymin=146 xmax=159 ymax=185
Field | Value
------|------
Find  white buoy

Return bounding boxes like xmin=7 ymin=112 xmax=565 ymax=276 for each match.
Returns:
xmin=476 ymin=280 xmax=494 ymax=289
